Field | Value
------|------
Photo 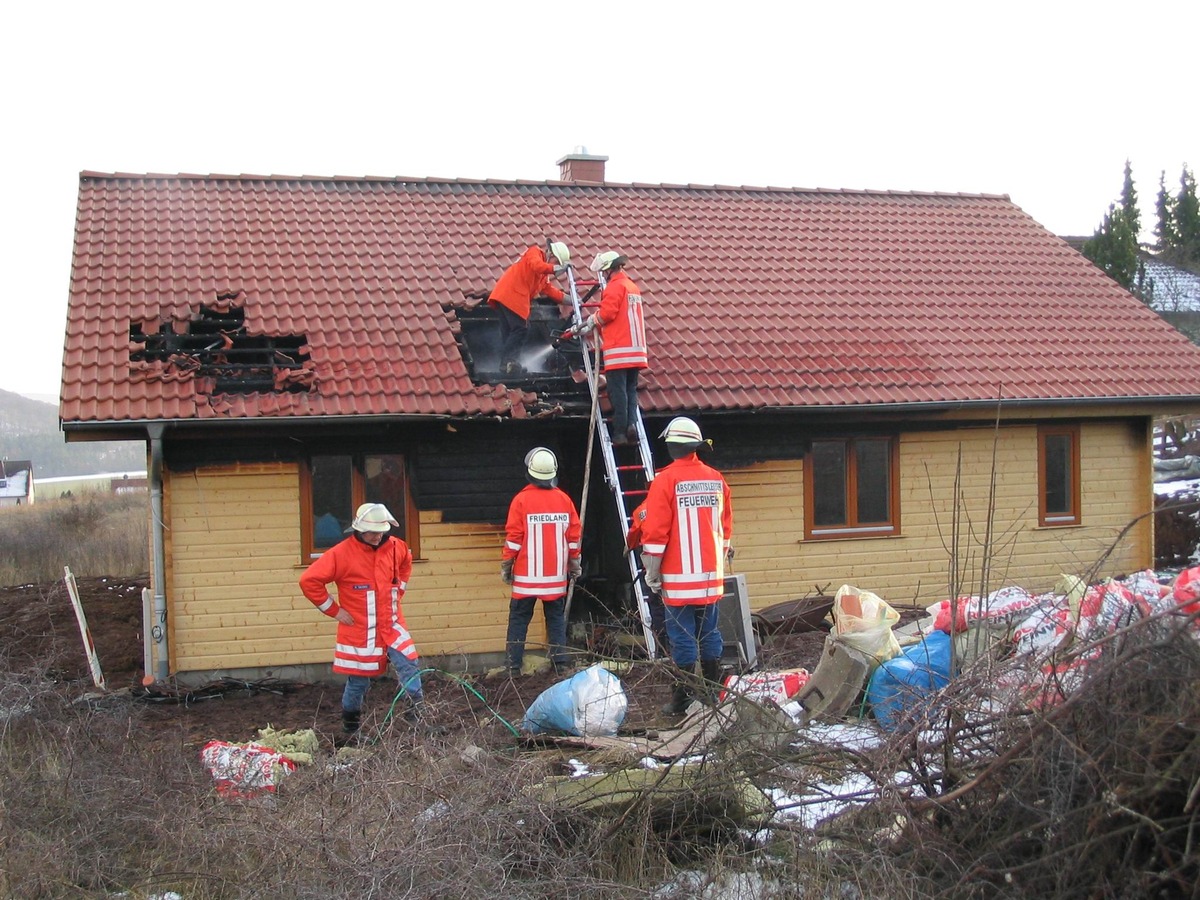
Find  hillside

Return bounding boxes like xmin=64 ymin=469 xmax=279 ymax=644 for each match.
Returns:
xmin=0 ymin=388 xmax=144 ymax=478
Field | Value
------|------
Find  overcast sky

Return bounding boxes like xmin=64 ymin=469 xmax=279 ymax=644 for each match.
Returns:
xmin=2 ymin=0 xmax=1196 ymax=402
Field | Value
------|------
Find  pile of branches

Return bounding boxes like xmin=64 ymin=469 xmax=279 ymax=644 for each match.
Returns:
xmin=855 ymin=610 xmax=1200 ymax=898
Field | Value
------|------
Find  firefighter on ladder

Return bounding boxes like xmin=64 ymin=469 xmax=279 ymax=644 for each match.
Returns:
xmin=501 ymin=447 xmax=583 ymax=675
xmin=639 ymin=418 xmax=734 ymax=716
xmin=575 ymin=251 xmax=647 ymax=445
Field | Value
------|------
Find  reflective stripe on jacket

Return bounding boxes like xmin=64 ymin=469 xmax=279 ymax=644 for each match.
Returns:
xmin=487 ymin=245 xmax=564 ymax=320
xmin=596 ymin=270 xmax=648 ymax=371
xmin=299 ymin=534 xmax=417 ymax=676
xmin=640 ymin=454 xmax=733 ymax=606
xmin=503 ymin=483 xmax=582 ymax=599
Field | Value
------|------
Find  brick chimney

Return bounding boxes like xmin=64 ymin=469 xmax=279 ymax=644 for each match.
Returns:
xmin=556 ymin=147 xmax=608 ymax=183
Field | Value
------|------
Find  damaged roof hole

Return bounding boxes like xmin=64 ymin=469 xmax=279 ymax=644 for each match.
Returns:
xmin=449 ymin=294 xmax=588 ymax=388
xmin=129 ymin=300 xmax=314 ymax=394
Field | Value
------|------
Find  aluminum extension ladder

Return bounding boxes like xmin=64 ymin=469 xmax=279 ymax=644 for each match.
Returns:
xmin=561 ymin=263 xmax=660 ymax=658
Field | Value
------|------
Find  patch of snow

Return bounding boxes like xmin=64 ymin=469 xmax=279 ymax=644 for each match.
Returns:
xmin=1154 ymin=476 xmax=1200 ymax=496
xmin=413 ymin=798 xmax=451 ymax=829
xmin=782 ymin=715 xmax=882 ymax=752
xmin=765 ymin=771 xmax=880 ymax=830
xmin=651 ymin=869 xmax=788 ymax=899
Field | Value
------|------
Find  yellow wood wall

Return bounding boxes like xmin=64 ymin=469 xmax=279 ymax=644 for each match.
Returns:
xmin=729 ymin=421 xmax=1152 ymax=611
xmin=162 ymin=420 xmax=1152 ymax=674
xmin=163 ymin=462 xmax=524 ymax=674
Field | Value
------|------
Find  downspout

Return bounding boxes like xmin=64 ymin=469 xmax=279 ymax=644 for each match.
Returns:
xmin=148 ymin=425 xmax=169 ymax=681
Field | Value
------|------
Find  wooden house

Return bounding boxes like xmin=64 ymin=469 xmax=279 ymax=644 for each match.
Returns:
xmin=60 ymin=153 xmax=1200 ymax=683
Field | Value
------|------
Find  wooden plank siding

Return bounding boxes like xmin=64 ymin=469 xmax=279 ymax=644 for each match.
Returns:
xmin=160 ymin=419 xmax=1153 ymax=676
xmin=727 ymin=421 xmax=1152 ymax=612
xmin=163 ymin=462 xmax=528 ymax=674
xmin=163 ymin=463 xmax=326 ymax=673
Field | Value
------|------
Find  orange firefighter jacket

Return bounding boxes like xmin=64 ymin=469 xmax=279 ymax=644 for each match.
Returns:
xmin=503 ymin=484 xmax=582 ymax=600
xmin=488 ymin=246 xmax=565 ymax=321
xmin=299 ymin=534 xmax=417 ymax=676
xmin=640 ymin=454 xmax=733 ymax=606
xmin=595 ymin=270 xmax=648 ymax=371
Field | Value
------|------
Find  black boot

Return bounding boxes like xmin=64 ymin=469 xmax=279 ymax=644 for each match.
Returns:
xmin=660 ymin=681 xmax=692 ymax=717
xmin=700 ymin=658 xmax=723 ymax=704
xmin=341 ymin=709 xmax=361 ymax=734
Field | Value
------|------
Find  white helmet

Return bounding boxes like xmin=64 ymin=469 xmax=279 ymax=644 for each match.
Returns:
xmin=660 ymin=416 xmax=703 ymax=445
xmin=589 ymin=251 xmax=622 ymax=273
xmin=525 ymin=447 xmax=558 ymax=483
xmin=350 ymin=502 xmax=399 ymax=533
xmin=548 ymin=242 xmax=570 ymax=266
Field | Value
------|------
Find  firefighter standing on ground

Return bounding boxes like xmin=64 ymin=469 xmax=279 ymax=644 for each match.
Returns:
xmin=488 ymin=242 xmax=571 ymax=376
xmin=576 ymin=251 xmax=647 ymax=445
xmin=639 ymin=418 xmax=734 ymax=716
xmin=501 ymin=447 xmax=582 ymax=675
xmin=299 ymin=502 xmax=425 ymax=734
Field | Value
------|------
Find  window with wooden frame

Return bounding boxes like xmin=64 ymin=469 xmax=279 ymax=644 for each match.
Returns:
xmin=1038 ymin=424 xmax=1081 ymax=526
xmin=804 ymin=436 xmax=900 ymax=539
xmin=299 ymin=452 xmax=420 ymax=560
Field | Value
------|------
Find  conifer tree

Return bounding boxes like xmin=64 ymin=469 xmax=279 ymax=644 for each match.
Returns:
xmin=1154 ymin=165 xmax=1200 ymax=271
xmin=1083 ymin=160 xmax=1145 ymax=295
xmin=1174 ymin=167 xmax=1199 ymax=265
xmin=1155 ymin=171 xmax=1178 ymax=251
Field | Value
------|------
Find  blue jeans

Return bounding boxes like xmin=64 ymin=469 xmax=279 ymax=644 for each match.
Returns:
xmin=341 ymin=646 xmax=423 ymax=713
xmin=507 ymin=596 xmax=569 ymax=669
xmin=663 ymin=602 xmax=723 ymax=669
xmin=606 ymin=368 xmax=640 ymax=436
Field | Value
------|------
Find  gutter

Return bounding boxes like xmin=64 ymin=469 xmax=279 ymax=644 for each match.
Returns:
xmin=59 ymin=394 xmax=1200 ymax=436
xmin=147 ymin=425 xmax=168 ymax=681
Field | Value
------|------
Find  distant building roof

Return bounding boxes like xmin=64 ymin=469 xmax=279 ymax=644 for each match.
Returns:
xmin=61 ymin=172 xmax=1200 ymax=428
xmin=1144 ymin=258 xmax=1200 ymax=313
xmin=0 ymin=460 xmax=32 ymax=500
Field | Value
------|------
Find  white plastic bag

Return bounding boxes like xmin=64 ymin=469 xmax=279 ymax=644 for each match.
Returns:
xmin=521 ymin=664 xmax=627 ymax=737
xmin=832 ymin=584 xmax=901 ymax=666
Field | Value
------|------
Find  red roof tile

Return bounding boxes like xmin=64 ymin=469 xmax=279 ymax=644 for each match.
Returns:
xmin=61 ymin=172 xmax=1200 ymax=426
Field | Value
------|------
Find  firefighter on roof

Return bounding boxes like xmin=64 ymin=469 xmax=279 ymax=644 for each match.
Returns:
xmin=501 ymin=447 xmax=582 ymax=675
xmin=639 ymin=417 xmax=734 ymax=716
xmin=488 ymin=242 xmax=570 ymax=377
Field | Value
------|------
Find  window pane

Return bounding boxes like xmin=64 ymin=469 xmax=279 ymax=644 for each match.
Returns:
xmin=311 ymin=454 xmax=353 ymax=550
xmin=812 ymin=441 xmax=847 ymax=526
xmin=1044 ymin=434 xmax=1071 ymax=514
xmin=856 ymin=440 xmax=891 ymax=523
xmin=364 ymin=454 xmax=406 ymax=535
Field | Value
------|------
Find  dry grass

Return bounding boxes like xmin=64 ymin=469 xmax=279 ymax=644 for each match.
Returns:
xmin=0 ymin=494 xmax=147 ymax=583
xmin=4 ymin=609 xmax=1199 ymax=898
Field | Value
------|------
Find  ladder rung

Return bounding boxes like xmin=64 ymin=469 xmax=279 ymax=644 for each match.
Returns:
xmin=615 ymin=464 xmax=643 ymax=472
xmin=623 ymin=489 xmax=648 ymax=499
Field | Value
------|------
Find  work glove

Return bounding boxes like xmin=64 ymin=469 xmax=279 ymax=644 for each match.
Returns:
xmin=725 ymin=546 xmax=735 ymax=570
xmin=500 ymin=558 xmax=514 ymax=585
xmin=568 ymin=557 xmax=582 ymax=579
xmin=553 ymin=264 xmax=569 ymax=276
xmin=576 ymin=314 xmax=598 ymax=336
xmin=643 ymin=554 xmax=663 ymax=593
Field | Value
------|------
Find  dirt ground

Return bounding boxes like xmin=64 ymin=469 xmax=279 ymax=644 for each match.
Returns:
xmin=0 ymin=573 xmax=856 ymax=755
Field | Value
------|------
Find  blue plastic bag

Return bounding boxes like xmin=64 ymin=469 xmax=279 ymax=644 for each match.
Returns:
xmin=521 ymin=664 xmax=627 ymax=737
xmin=866 ymin=631 xmax=952 ymax=731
